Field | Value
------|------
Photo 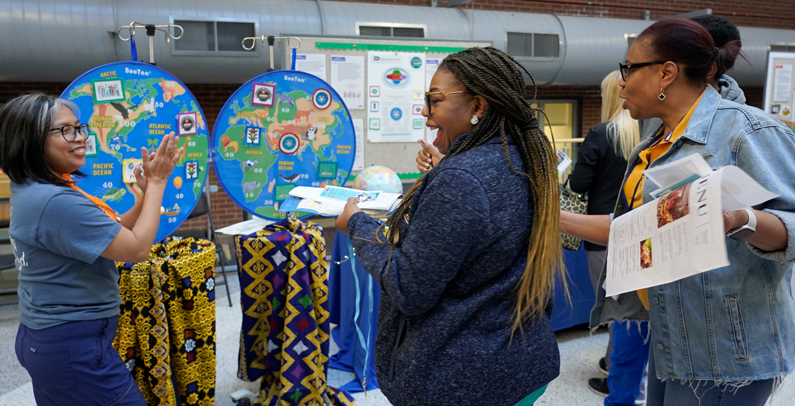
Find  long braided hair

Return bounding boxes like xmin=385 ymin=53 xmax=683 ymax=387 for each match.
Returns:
xmin=380 ymin=47 xmax=566 ymax=336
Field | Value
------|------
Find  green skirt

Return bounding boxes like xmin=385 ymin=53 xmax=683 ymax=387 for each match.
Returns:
xmin=513 ymin=384 xmax=548 ymax=406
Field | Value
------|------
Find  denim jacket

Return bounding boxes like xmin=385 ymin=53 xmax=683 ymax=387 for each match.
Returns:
xmin=591 ymin=86 xmax=795 ymax=382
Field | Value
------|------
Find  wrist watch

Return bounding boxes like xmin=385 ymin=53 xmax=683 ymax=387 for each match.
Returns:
xmin=726 ymin=208 xmax=757 ymax=241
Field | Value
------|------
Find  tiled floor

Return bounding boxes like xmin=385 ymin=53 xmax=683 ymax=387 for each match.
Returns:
xmin=1 ymin=273 xmax=793 ymax=406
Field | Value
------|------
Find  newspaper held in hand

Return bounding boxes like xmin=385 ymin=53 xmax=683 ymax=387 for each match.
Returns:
xmin=279 ymin=185 xmax=402 ymax=217
xmin=605 ymin=154 xmax=778 ymax=297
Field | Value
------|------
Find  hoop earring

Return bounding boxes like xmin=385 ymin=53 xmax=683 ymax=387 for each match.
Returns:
xmin=658 ymin=88 xmax=666 ymax=101
xmin=470 ymin=115 xmax=479 ymax=125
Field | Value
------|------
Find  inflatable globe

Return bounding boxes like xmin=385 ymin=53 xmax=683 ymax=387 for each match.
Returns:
xmin=352 ymin=166 xmax=403 ymax=194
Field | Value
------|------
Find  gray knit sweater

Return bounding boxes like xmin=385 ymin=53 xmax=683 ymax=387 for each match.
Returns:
xmin=348 ymin=133 xmax=560 ymax=406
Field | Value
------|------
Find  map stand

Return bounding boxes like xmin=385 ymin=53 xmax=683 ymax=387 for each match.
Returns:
xmin=242 ymin=35 xmax=301 ymax=71
xmin=186 ymin=189 xmax=233 ymax=307
xmin=117 ymin=21 xmax=185 ymax=64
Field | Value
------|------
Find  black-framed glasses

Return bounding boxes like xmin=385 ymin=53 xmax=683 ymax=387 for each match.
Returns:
xmin=424 ymin=91 xmax=468 ymax=115
xmin=619 ymin=61 xmax=667 ymax=81
xmin=50 ymin=123 xmax=90 ymax=142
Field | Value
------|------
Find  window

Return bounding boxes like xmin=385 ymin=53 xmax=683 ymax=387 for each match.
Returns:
xmin=771 ymin=45 xmax=795 ymax=52
xmin=534 ymin=34 xmax=560 ymax=57
xmin=531 ymin=99 xmax=581 ymax=180
xmin=357 ymin=23 xmax=425 ymax=38
xmin=173 ymin=20 xmax=255 ymax=53
xmin=507 ymin=33 xmax=560 ymax=58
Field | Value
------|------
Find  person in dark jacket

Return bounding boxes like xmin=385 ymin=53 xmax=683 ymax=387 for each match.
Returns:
xmin=336 ymin=47 xmax=565 ymax=406
xmin=570 ymin=70 xmax=640 ymax=290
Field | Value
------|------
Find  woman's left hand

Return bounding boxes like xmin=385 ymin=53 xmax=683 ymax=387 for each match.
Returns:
xmin=335 ymin=197 xmax=361 ymax=234
xmin=133 ymin=153 xmax=157 ymax=194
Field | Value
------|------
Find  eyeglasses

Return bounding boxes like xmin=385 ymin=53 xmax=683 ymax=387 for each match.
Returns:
xmin=424 ymin=91 xmax=468 ymax=115
xmin=50 ymin=123 xmax=90 ymax=142
xmin=618 ymin=61 xmax=667 ymax=81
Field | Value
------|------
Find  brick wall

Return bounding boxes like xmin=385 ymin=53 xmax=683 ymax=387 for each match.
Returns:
xmin=332 ymin=0 xmax=795 ymax=29
xmin=0 ymin=0 xmax=784 ymax=231
xmin=0 ymin=77 xmax=773 ymax=232
xmin=539 ymin=84 xmax=767 ymax=139
xmin=0 ymin=82 xmax=247 ymax=231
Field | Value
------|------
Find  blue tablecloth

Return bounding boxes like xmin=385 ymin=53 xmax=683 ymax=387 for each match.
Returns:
xmin=328 ymin=231 xmax=593 ymax=392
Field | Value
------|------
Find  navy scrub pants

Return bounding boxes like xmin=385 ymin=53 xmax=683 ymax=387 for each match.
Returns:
xmin=15 ymin=316 xmax=146 ymax=406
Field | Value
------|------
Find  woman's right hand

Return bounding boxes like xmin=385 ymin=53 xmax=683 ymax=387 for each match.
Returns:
xmin=141 ymin=132 xmax=183 ymax=186
xmin=416 ymin=139 xmax=444 ymax=174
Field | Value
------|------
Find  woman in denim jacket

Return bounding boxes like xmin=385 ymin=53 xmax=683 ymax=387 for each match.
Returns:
xmin=562 ymin=18 xmax=795 ymax=406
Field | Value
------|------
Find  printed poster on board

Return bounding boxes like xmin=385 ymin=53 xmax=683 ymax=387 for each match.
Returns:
xmin=367 ymin=51 xmax=426 ymax=143
xmin=765 ymin=52 xmax=795 ymax=133
xmin=331 ymin=55 xmax=365 ymax=110
xmin=425 ymin=58 xmax=440 ymax=143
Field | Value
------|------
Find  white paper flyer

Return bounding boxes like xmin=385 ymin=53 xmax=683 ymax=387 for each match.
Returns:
xmin=295 ymin=54 xmax=327 ymax=81
xmin=366 ymin=51 xmax=426 ymax=143
xmin=330 ymin=55 xmax=365 ymax=109
xmin=605 ymin=156 xmax=778 ymax=296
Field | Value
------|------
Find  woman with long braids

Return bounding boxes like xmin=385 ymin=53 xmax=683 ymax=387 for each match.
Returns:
xmin=335 ymin=47 xmax=564 ymax=406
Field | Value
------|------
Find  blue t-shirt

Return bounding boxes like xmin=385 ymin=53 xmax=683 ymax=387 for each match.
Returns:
xmin=10 ymin=181 xmax=123 ymax=330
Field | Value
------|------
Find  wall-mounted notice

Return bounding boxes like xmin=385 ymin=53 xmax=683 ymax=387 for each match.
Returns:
xmin=774 ymin=64 xmax=792 ymax=102
xmin=424 ymin=58 xmax=440 ymax=143
xmin=330 ymin=55 xmax=365 ymax=110
xmin=352 ymin=118 xmax=365 ymax=171
xmin=764 ymin=52 xmax=795 ymax=133
xmin=295 ymin=54 xmax=327 ymax=81
xmin=367 ymin=51 xmax=426 ymax=143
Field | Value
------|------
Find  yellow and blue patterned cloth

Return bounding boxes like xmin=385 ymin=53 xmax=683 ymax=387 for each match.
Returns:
xmin=114 ymin=237 xmax=217 ymax=406
xmin=235 ymin=215 xmax=354 ymax=406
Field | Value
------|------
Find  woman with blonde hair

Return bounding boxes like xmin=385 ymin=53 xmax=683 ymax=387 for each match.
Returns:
xmin=571 ymin=70 xmax=640 ymax=286
xmin=337 ymin=47 xmax=564 ymax=406
xmin=568 ymin=70 xmax=647 ymax=406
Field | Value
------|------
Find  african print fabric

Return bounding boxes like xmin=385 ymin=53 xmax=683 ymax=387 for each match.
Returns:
xmin=114 ymin=237 xmax=217 ymax=406
xmin=235 ymin=215 xmax=355 ymax=406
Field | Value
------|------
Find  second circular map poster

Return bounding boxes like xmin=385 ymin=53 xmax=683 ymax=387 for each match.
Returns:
xmin=212 ymin=70 xmax=356 ymax=220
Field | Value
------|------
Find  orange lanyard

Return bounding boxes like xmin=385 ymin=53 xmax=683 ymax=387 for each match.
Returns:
xmin=62 ymin=174 xmax=121 ymax=222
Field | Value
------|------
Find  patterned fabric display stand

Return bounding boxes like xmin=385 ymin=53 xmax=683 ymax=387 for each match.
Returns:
xmin=115 ymin=237 xmax=217 ymax=406
xmin=235 ymin=215 xmax=355 ymax=406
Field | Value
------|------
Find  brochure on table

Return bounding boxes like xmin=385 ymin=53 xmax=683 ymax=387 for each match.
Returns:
xmin=605 ymin=155 xmax=778 ymax=297
xmin=215 ymin=218 xmax=275 ymax=236
xmin=366 ymin=51 xmax=426 ymax=143
xmin=280 ymin=185 xmax=402 ymax=217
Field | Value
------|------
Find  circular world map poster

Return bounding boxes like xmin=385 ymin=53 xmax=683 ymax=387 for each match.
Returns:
xmin=212 ymin=70 xmax=356 ymax=220
xmin=61 ymin=61 xmax=210 ymax=242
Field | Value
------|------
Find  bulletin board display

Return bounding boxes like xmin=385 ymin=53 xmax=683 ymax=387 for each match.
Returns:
xmin=283 ymin=36 xmax=491 ymax=177
xmin=764 ymin=51 xmax=795 ymax=132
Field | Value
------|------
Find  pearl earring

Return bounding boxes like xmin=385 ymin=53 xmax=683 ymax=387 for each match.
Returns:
xmin=470 ymin=115 xmax=479 ymax=125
